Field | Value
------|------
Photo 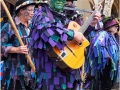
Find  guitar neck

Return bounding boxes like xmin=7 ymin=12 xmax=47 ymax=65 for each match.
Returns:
xmin=78 ymin=0 xmax=103 ymax=34
xmin=79 ymin=11 xmax=96 ymax=34
xmin=64 ymin=7 xmax=92 ymax=13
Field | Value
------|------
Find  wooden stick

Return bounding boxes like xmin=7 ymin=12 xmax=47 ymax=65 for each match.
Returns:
xmin=0 ymin=0 xmax=36 ymax=72
xmin=80 ymin=61 xmax=85 ymax=89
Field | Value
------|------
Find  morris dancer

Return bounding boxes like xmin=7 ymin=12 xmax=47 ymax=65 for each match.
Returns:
xmin=1 ymin=0 xmax=36 ymax=89
xmin=87 ymin=16 xmax=119 ymax=90
xmin=64 ymin=0 xmax=84 ymax=26
xmin=30 ymin=0 xmax=100 ymax=89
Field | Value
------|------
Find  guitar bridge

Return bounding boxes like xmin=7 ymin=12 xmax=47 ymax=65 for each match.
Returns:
xmin=60 ymin=50 xmax=68 ymax=59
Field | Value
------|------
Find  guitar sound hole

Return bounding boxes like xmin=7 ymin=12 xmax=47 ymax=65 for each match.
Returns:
xmin=79 ymin=43 xmax=82 ymax=46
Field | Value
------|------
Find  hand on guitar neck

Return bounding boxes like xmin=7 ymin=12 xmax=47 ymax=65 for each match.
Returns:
xmin=73 ymin=11 xmax=101 ymax=44
xmin=90 ymin=11 xmax=101 ymax=27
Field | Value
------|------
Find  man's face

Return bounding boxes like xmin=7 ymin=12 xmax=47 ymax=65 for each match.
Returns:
xmin=66 ymin=1 xmax=73 ymax=6
xmin=21 ymin=5 xmax=35 ymax=20
xmin=50 ymin=0 xmax=66 ymax=12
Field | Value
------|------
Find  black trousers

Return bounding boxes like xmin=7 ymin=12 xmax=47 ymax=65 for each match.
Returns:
xmin=100 ymin=62 xmax=114 ymax=90
xmin=4 ymin=79 xmax=33 ymax=90
xmin=93 ymin=61 xmax=115 ymax=90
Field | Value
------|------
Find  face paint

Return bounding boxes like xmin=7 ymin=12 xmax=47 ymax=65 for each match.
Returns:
xmin=50 ymin=0 xmax=66 ymax=12
xmin=23 ymin=5 xmax=34 ymax=16
xmin=24 ymin=11 xmax=29 ymax=16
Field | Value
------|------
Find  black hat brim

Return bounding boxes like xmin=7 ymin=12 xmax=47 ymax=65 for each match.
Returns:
xmin=15 ymin=3 xmax=36 ymax=14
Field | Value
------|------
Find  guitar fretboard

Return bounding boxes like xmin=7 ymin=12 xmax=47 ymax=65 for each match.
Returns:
xmin=79 ymin=0 xmax=103 ymax=34
xmin=79 ymin=11 xmax=96 ymax=34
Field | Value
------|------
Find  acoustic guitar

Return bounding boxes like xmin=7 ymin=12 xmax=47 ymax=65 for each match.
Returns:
xmin=47 ymin=2 xmax=102 ymax=72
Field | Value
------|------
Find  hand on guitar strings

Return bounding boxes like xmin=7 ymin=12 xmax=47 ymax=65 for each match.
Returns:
xmin=74 ymin=32 xmax=84 ymax=44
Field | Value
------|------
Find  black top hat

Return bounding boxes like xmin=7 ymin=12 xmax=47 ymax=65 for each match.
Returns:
xmin=35 ymin=0 xmax=48 ymax=7
xmin=15 ymin=0 xmax=36 ymax=14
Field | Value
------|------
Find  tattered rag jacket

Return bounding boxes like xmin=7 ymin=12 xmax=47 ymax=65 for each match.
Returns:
xmin=1 ymin=16 xmax=35 ymax=89
xmin=30 ymin=6 xmax=82 ymax=90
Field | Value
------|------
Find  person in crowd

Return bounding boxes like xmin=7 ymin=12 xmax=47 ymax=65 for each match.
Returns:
xmin=30 ymin=0 xmax=101 ymax=89
xmin=1 ymin=0 xmax=36 ymax=90
xmin=35 ymin=0 xmax=48 ymax=9
xmin=64 ymin=0 xmax=84 ymax=26
xmin=87 ymin=16 xmax=119 ymax=90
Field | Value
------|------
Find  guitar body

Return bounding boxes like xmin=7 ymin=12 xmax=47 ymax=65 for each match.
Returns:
xmin=47 ymin=21 xmax=90 ymax=72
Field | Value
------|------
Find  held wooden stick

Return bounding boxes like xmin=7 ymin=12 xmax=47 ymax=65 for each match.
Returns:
xmin=0 ymin=0 xmax=36 ymax=72
xmin=80 ymin=60 xmax=85 ymax=89
xmin=80 ymin=51 xmax=88 ymax=89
